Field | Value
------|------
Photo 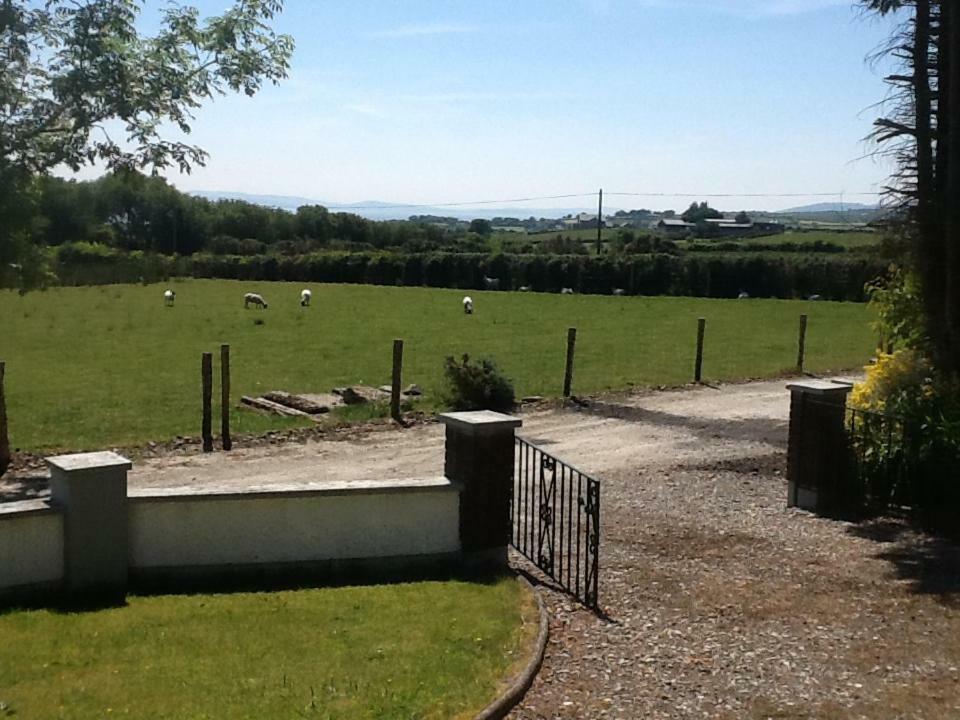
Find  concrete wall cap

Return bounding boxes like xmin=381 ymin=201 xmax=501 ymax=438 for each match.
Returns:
xmin=786 ymin=380 xmax=854 ymax=396
xmin=438 ymin=410 xmax=522 ymax=435
xmin=46 ymin=451 xmax=132 ymax=474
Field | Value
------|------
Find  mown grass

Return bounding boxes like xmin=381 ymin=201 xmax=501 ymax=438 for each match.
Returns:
xmin=0 ymin=280 xmax=875 ymax=451
xmin=0 ymin=578 xmax=533 ymax=720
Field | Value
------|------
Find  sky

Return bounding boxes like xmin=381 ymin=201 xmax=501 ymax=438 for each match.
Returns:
xmin=72 ymin=0 xmax=902 ymax=212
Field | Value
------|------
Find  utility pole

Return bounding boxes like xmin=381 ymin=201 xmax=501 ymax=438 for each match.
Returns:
xmin=596 ymin=188 xmax=603 ymax=255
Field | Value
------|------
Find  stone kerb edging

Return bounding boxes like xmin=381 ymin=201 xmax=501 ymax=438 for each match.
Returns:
xmin=475 ymin=576 xmax=550 ymax=720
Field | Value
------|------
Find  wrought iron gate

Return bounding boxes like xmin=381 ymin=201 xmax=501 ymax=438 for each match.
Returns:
xmin=511 ymin=436 xmax=600 ymax=611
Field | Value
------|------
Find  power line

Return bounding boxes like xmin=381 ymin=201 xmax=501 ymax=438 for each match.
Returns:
xmin=321 ymin=189 xmax=883 ymax=212
xmin=606 ymin=191 xmax=881 ymax=199
xmin=325 ymin=193 xmax=597 ymax=210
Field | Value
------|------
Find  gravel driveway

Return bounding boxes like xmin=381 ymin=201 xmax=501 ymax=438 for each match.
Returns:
xmin=506 ymin=382 xmax=960 ymax=720
xmin=3 ymin=378 xmax=958 ymax=718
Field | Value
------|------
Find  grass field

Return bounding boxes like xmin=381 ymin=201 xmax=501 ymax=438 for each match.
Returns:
xmin=0 ymin=579 xmax=532 ymax=720
xmin=0 ymin=280 xmax=875 ymax=451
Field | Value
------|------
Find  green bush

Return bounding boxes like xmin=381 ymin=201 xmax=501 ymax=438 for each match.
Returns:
xmin=442 ymin=354 xmax=515 ymax=413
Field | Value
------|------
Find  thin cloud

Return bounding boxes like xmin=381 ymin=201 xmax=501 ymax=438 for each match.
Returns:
xmin=627 ymin=0 xmax=852 ymax=16
xmin=342 ymin=102 xmax=389 ymax=118
xmin=369 ymin=23 xmax=480 ymax=39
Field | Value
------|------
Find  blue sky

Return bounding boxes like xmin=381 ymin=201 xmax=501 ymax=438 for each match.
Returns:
xmin=79 ymin=0 xmax=901 ymax=212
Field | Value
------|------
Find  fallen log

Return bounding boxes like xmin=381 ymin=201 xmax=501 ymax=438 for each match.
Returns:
xmin=262 ymin=391 xmax=330 ymax=414
xmin=240 ymin=395 xmax=313 ymax=418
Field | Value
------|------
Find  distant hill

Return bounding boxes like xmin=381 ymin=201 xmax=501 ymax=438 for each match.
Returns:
xmin=780 ymin=202 xmax=878 ymax=213
xmin=187 ymin=190 xmax=597 ymax=222
xmin=189 ymin=190 xmax=320 ymax=211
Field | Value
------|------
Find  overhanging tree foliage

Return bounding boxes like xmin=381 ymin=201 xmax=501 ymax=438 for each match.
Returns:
xmin=0 ymin=0 xmax=293 ymax=475
xmin=863 ymin=0 xmax=960 ymax=375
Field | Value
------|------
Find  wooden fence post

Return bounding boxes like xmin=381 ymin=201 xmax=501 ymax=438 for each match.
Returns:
xmin=563 ymin=327 xmax=577 ymax=398
xmin=0 ymin=361 xmax=10 ymax=477
xmin=797 ymin=314 xmax=808 ymax=374
xmin=201 ymin=352 xmax=213 ymax=452
xmin=221 ymin=344 xmax=232 ymax=451
xmin=694 ymin=318 xmax=706 ymax=383
xmin=391 ymin=339 xmax=404 ymax=422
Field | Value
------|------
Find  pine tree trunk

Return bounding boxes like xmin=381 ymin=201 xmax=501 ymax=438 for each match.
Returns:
xmin=943 ymin=0 xmax=960 ymax=374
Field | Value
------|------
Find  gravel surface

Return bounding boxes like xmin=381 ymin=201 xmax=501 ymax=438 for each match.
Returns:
xmin=3 ymin=378 xmax=958 ymax=718
xmin=507 ymin=386 xmax=960 ymax=720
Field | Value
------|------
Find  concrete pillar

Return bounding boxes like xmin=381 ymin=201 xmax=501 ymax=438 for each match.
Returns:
xmin=438 ymin=410 xmax=522 ymax=568
xmin=47 ymin=451 xmax=131 ymax=601
xmin=786 ymin=381 xmax=853 ymax=516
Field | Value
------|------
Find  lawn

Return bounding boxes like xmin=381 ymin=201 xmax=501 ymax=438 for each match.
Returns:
xmin=0 ymin=280 xmax=875 ymax=451
xmin=0 ymin=578 xmax=533 ymax=720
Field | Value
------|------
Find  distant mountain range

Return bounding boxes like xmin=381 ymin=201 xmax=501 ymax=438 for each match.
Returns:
xmin=188 ymin=190 xmax=597 ymax=221
xmin=188 ymin=190 xmax=883 ymax=223
xmin=779 ymin=202 xmax=879 ymax=213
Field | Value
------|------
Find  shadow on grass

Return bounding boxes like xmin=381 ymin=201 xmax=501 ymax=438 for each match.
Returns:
xmin=564 ymin=397 xmax=789 ymax=447
xmin=847 ymin=518 xmax=960 ymax=608
xmin=0 ymin=564 xmax=513 ymax=617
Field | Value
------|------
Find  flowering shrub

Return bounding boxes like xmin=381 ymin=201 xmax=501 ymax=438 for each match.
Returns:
xmin=849 ymin=349 xmax=933 ymax=414
xmin=848 ymin=350 xmax=960 ymax=536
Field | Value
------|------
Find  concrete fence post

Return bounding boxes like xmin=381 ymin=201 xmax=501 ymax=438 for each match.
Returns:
xmin=46 ymin=451 xmax=132 ymax=601
xmin=438 ymin=410 xmax=522 ymax=570
xmin=786 ymin=381 xmax=854 ymax=516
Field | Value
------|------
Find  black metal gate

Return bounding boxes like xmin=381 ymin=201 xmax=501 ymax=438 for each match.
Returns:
xmin=511 ymin=436 xmax=600 ymax=611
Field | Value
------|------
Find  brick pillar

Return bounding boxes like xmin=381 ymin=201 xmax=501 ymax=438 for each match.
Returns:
xmin=47 ymin=451 xmax=131 ymax=602
xmin=786 ymin=381 xmax=853 ymax=517
xmin=438 ymin=410 xmax=522 ymax=568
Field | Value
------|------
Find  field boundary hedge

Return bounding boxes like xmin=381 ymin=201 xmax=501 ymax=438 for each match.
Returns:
xmin=15 ymin=245 xmax=890 ymax=301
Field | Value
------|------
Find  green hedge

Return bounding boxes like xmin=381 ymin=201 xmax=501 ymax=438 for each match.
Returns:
xmin=46 ymin=246 xmax=888 ymax=301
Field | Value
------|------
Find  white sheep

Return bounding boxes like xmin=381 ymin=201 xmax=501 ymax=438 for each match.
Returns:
xmin=519 ymin=285 xmax=532 ymax=292
xmin=561 ymin=287 xmax=574 ymax=295
xmin=483 ymin=276 xmax=500 ymax=290
xmin=463 ymin=296 xmax=473 ymax=314
xmin=163 ymin=289 xmax=176 ymax=307
xmin=612 ymin=288 xmax=625 ymax=296
xmin=244 ymin=292 xmax=268 ymax=309
xmin=300 ymin=288 xmax=312 ymax=307
xmin=737 ymin=291 xmax=750 ymax=299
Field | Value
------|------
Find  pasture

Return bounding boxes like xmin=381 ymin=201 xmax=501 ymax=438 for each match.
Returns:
xmin=0 ymin=579 xmax=532 ymax=719
xmin=0 ymin=280 xmax=875 ymax=451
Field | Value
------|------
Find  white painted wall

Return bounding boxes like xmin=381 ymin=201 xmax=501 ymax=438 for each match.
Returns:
xmin=0 ymin=508 xmax=63 ymax=591
xmin=129 ymin=481 xmax=460 ymax=569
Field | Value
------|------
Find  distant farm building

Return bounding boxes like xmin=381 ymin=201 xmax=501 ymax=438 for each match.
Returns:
xmin=701 ymin=218 xmax=786 ymax=238
xmin=657 ymin=218 xmax=695 ymax=236
xmin=562 ymin=213 xmax=602 ymax=230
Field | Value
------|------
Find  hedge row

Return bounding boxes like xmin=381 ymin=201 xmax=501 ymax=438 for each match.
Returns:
xmin=44 ymin=246 xmax=889 ymax=301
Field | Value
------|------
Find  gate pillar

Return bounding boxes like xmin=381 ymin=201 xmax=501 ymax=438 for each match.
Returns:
xmin=439 ymin=410 xmax=522 ymax=569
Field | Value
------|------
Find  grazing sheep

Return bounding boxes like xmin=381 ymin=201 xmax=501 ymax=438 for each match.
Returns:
xmin=300 ymin=288 xmax=312 ymax=307
xmin=612 ymin=288 xmax=625 ymax=296
xmin=519 ymin=285 xmax=532 ymax=292
xmin=463 ymin=296 xmax=474 ymax=315
xmin=561 ymin=287 xmax=574 ymax=295
xmin=808 ymin=294 xmax=823 ymax=301
xmin=163 ymin=289 xmax=176 ymax=307
xmin=244 ymin=292 xmax=268 ymax=309
xmin=737 ymin=291 xmax=750 ymax=299
xmin=483 ymin=276 xmax=501 ymax=291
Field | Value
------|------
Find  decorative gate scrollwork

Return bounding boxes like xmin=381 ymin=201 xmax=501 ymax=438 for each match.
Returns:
xmin=512 ymin=436 xmax=601 ymax=611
